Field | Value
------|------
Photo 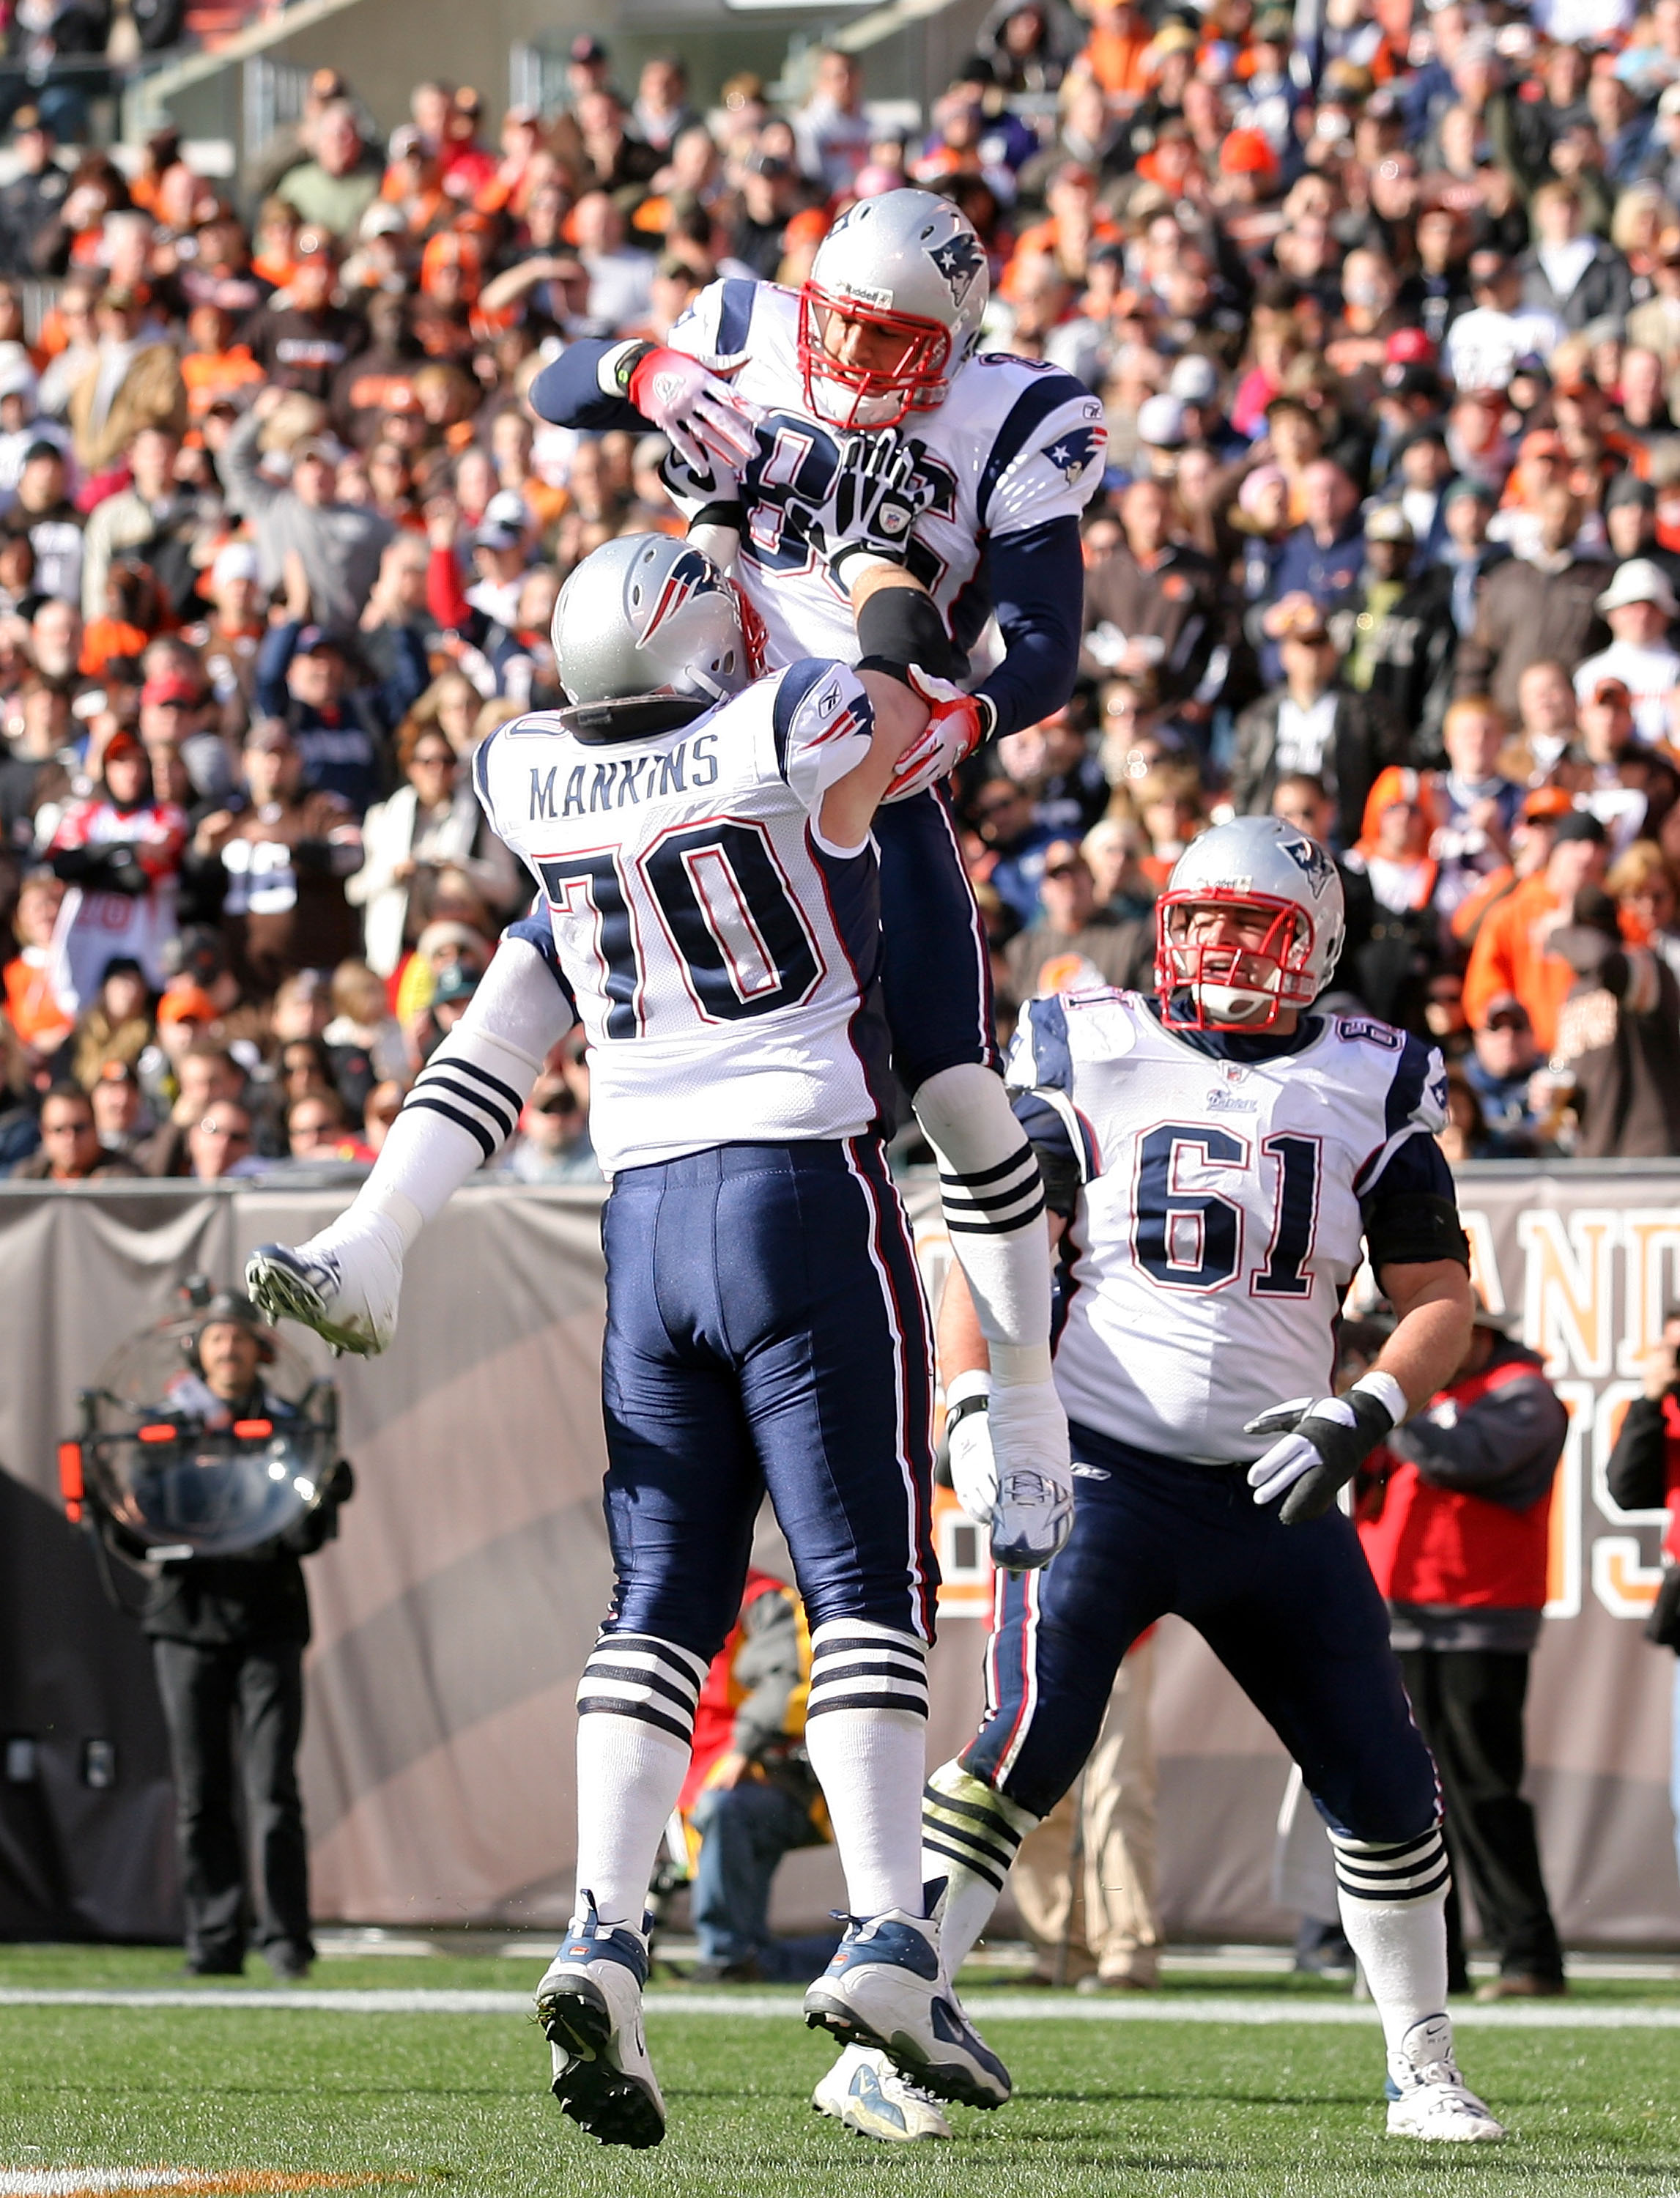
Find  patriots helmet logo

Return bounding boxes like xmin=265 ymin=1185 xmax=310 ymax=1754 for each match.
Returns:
xmin=1277 ymin=832 xmax=1336 ymax=895
xmin=637 ymin=545 xmax=722 ymax=640
xmin=928 ymin=229 xmax=985 ymax=305
xmin=1044 ymin=424 xmax=1106 ymax=485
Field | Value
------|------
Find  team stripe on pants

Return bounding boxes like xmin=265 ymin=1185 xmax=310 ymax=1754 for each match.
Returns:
xmin=807 ymin=1618 xmax=928 ymax=1720
xmin=575 ymin=1632 xmax=708 ymax=1747
xmin=1328 ymin=1822 xmax=1451 ymax=1905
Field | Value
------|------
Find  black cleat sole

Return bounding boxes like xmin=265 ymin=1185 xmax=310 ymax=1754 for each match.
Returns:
xmin=542 ymin=1982 xmax=665 ymax=2150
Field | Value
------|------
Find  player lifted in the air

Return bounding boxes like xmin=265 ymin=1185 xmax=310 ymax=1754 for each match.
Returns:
xmin=818 ymin=815 xmax=1506 ymax=2146
xmin=248 ymin=534 xmax=1010 ymax=2147
xmin=407 ymin=185 xmax=1101 ymax=1564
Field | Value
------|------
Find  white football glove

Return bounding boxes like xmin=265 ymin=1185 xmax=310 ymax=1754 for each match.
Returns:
xmin=828 ymin=431 xmax=923 ymax=590
xmin=658 ymin=445 xmax=743 ymax=529
xmin=884 ymin=667 xmax=997 ymax=802
xmin=945 ymin=1371 xmax=1073 ymax=1572
xmin=1245 ymin=1371 xmax=1407 ymax=1525
xmin=618 ymin=344 xmax=760 ymax=475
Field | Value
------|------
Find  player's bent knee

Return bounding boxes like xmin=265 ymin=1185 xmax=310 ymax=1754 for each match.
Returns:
xmin=1328 ymin=1822 xmax=1451 ymax=1909
xmin=576 ymin=1631 xmax=711 ymax=1749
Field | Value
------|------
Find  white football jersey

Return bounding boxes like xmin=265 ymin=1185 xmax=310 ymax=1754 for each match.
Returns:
xmin=1007 ymin=991 xmax=1451 ymax=1464
xmin=667 ymin=277 xmax=1107 ymax=677
xmin=475 ymin=659 xmax=891 ymax=1177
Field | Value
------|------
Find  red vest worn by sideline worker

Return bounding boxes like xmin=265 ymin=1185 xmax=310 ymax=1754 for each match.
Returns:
xmin=1358 ymin=1347 xmax=1557 ymax=1612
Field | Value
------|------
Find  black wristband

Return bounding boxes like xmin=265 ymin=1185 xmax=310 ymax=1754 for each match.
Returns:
xmin=855 ymin=585 xmax=959 ymax=683
xmin=944 ymin=1391 xmax=990 ymax=1434
xmin=689 ymin=500 xmax=747 ymax=533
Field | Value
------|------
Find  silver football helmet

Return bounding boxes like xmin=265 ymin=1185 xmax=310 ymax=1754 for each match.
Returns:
xmin=1155 ymin=815 xmax=1345 ymax=1030
xmin=799 ymin=188 xmax=989 ymax=429
xmin=550 ymin=534 xmax=751 ymax=727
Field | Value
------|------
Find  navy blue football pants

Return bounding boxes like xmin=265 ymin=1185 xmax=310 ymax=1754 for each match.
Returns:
xmin=599 ymin=1137 xmax=939 ymax=1664
xmin=964 ymin=1421 xmax=1440 ymax=1843
xmin=875 ymin=787 xmax=999 ymax=1088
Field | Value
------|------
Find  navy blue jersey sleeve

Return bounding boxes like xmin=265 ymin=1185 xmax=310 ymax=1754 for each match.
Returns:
xmin=528 ymin=341 xmax=651 ymax=433
xmin=1359 ymin=1129 xmax=1470 ymax=1271
xmin=976 ymin=517 xmax=1085 ymax=741
xmin=502 ymin=908 xmax=580 ymax=1020
xmin=1012 ymin=1087 xmax=1081 ymax=1218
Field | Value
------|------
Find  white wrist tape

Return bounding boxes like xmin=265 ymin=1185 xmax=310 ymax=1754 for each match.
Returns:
xmin=1352 ymin=1369 xmax=1409 ymax=1429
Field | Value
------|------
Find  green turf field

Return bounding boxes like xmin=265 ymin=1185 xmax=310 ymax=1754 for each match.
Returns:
xmin=2 ymin=1947 xmax=1678 ymax=2198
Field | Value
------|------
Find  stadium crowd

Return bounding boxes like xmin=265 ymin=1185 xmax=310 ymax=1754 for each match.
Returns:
xmin=12 ymin=0 xmax=1680 ymax=1180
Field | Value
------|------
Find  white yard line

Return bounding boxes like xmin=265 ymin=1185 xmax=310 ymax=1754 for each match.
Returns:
xmin=1 ymin=1988 xmax=1678 ymax=2027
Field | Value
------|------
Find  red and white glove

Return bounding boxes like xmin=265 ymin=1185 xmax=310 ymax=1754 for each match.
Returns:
xmin=884 ymin=666 xmax=997 ymax=801
xmin=624 ymin=347 xmax=760 ymax=474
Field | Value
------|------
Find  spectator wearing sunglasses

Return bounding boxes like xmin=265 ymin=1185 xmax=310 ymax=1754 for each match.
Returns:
xmin=1004 ymin=838 xmax=1152 ymax=1003
xmin=347 ymin=719 xmax=522 ymax=979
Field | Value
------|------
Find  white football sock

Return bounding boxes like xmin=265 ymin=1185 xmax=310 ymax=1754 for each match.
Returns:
xmin=804 ymin=1620 xmax=930 ymax=1918
xmin=338 ymin=939 xmax=569 ymax=1249
xmin=920 ymin=1757 xmax=1037 ymax=1977
xmin=1330 ymin=1823 xmax=1452 ymax=2054
xmin=573 ymin=1632 xmax=708 ymax=1926
xmin=913 ymin=1064 xmax=1051 ymax=1386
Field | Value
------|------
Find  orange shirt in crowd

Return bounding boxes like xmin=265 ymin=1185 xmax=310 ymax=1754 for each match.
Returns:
xmin=182 ymin=344 xmax=265 ymax=420
xmin=1462 ymin=873 xmax=1576 ymax=1051
xmin=1084 ymin=26 xmax=1152 ymax=100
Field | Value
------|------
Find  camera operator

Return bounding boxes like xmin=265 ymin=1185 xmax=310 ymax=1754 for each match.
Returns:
xmin=1606 ymin=1299 xmax=1680 ymax=1890
xmin=146 ymin=1291 xmax=352 ymax=1979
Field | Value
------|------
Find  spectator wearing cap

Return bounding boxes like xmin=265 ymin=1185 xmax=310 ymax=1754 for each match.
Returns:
xmin=1602 ymin=473 xmax=1680 ymax=600
xmin=223 ymin=391 xmax=391 ymax=643
xmin=188 ymin=718 xmax=361 ymax=996
xmin=1004 ymin=835 xmax=1152 ymax=1002
xmin=276 ymin=102 xmax=382 ymax=242
xmin=65 ymin=288 xmax=188 ymax=479
xmin=1342 ymin=504 xmax=1459 ymax=752
xmin=500 ymin=1061 xmax=602 ymax=1185
xmin=1258 ymin=460 xmax=1367 ymax=687
xmin=78 ymin=426 xmax=200 ymax=623
xmin=1444 ymin=252 xmax=1567 ymax=396
xmin=425 ymin=487 xmax=532 ymax=663
xmin=1572 ymin=560 xmax=1680 ymax=744
xmin=1457 ymin=486 xmax=1612 ymax=719
xmin=1463 ymin=993 xmax=1543 ymax=1150
xmin=71 ymin=951 xmax=152 ymax=1089
xmin=0 ymin=436 xmax=81 ymax=603
xmin=237 ymin=232 xmax=369 ymax=404
xmin=1231 ymin=600 xmax=1408 ymax=852
xmin=1463 ymin=808 xmax=1611 ymax=1050
xmin=253 ymin=618 xmax=387 ymax=817
xmin=1079 ymin=477 xmax=1225 ymax=715
xmin=138 ymin=657 xmax=235 ymax=808
xmin=1166 ymin=352 xmax=1242 ymax=462
xmin=12 ymin=1078 xmax=141 ymax=1179
xmin=1356 ymin=1299 xmax=1569 ymax=1999
xmin=1437 ymin=477 xmax=1509 ymax=640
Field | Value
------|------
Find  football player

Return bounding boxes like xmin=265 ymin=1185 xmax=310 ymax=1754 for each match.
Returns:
xmin=515 ymin=187 xmax=1106 ymax=1562
xmin=817 ymin=814 xmax=1506 ymax=2145
xmin=247 ymin=535 xmax=1009 ymax=2146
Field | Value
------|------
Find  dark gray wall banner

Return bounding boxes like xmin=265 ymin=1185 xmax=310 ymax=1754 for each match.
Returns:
xmin=1 ymin=1164 xmax=1676 ymax=1944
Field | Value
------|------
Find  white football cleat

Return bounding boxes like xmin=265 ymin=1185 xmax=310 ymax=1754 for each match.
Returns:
xmin=536 ymin=1897 xmax=665 ymax=2150
xmin=988 ymin=1381 xmax=1073 ymax=1570
xmin=813 ymin=2045 xmax=952 ymax=2141
xmin=1385 ymin=2015 xmax=1505 ymax=2142
xmin=245 ymin=1208 xmax=406 ymax=1358
xmin=803 ymin=1909 xmax=1010 ymax=2109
